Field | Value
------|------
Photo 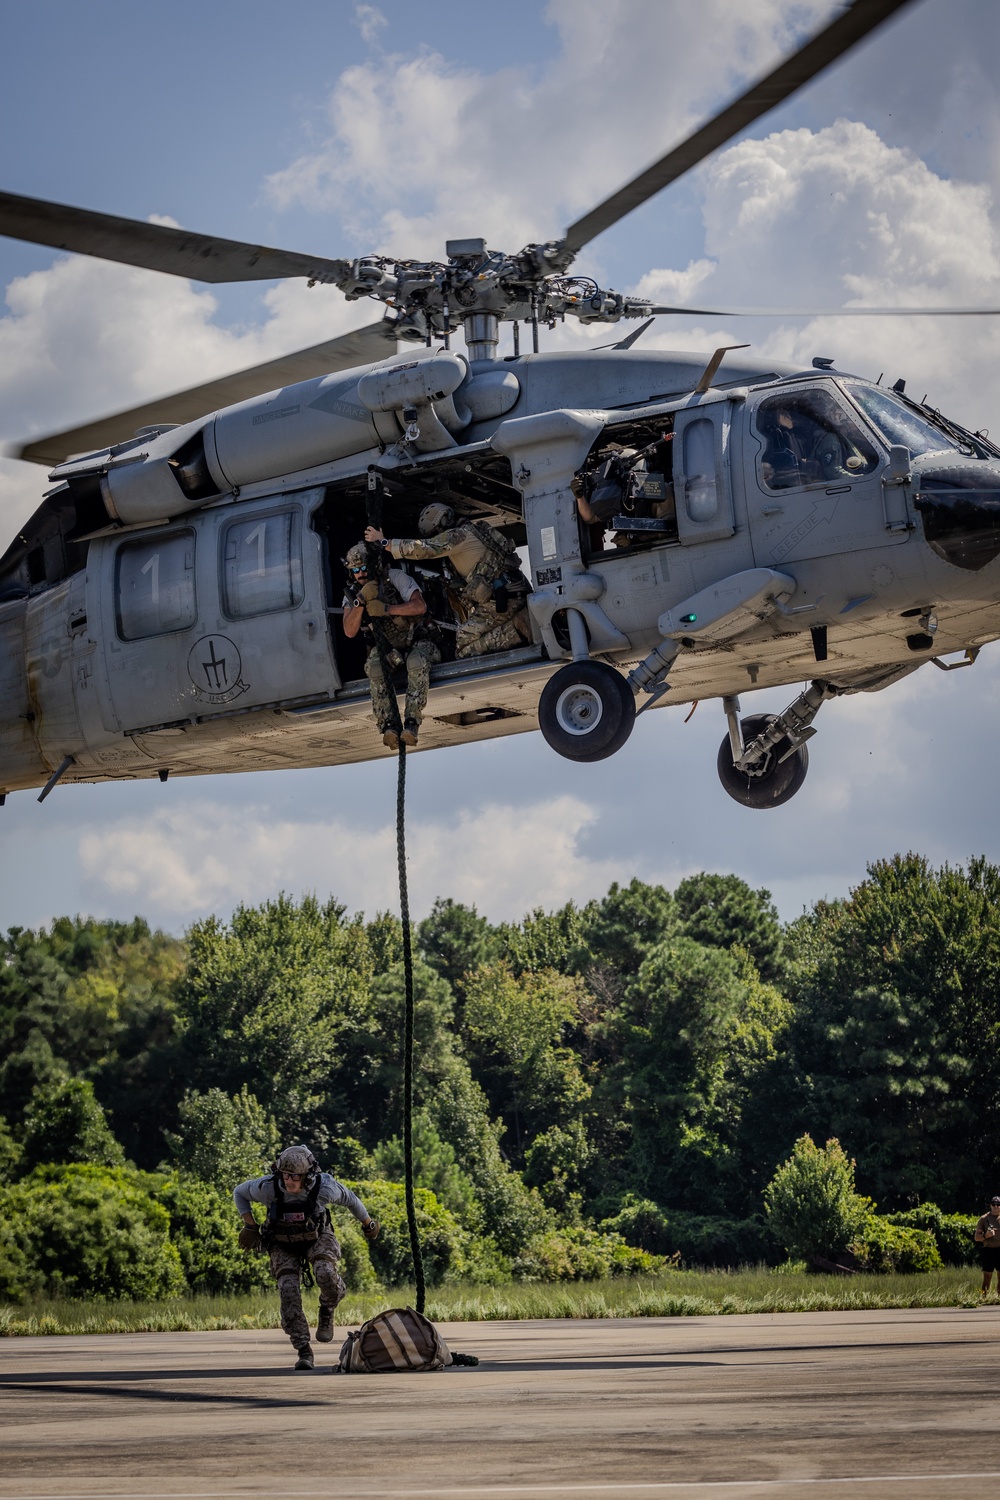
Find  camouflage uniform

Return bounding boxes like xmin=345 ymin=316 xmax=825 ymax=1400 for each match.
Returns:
xmin=366 ymin=637 xmax=439 ymax=730
xmin=269 ymin=1225 xmax=347 ymax=1350
xmin=345 ymin=566 xmax=441 ymax=733
xmin=388 ymin=522 xmax=531 ymax=659
xmin=234 ymin=1166 xmax=371 ymax=1358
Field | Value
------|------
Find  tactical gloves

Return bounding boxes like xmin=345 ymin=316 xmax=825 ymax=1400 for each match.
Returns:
xmin=358 ymin=581 xmax=387 ymax=617
xmin=362 ymin=1217 xmax=381 ymax=1242
xmin=238 ymin=1223 xmax=263 ymax=1252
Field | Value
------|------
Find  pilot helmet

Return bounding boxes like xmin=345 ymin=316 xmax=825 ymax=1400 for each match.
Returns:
xmin=418 ymin=502 xmax=456 ymax=536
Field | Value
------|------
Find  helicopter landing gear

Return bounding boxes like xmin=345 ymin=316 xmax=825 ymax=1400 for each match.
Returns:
xmin=717 ymin=682 xmax=835 ymax=809
xmin=538 ymin=661 xmax=636 ymax=762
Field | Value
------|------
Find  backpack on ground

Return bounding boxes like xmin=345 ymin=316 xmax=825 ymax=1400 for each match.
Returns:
xmin=338 ymin=1307 xmax=452 ymax=1373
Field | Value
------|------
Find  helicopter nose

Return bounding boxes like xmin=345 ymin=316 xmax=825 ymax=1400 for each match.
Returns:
xmin=914 ymin=460 xmax=1000 ymax=572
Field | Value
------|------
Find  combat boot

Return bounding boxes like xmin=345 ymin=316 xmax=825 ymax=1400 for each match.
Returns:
xmin=401 ymin=718 xmax=419 ymax=746
xmin=294 ymin=1344 xmax=315 ymax=1370
xmin=316 ymin=1305 xmax=334 ymax=1343
xmin=382 ymin=728 xmax=399 ymax=749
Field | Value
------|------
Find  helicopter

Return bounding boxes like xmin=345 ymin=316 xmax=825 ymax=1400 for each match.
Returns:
xmin=2 ymin=0 xmax=999 ymax=812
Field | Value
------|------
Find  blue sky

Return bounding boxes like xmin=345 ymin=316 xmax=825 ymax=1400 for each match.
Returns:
xmin=2 ymin=0 xmax=999 ymax=933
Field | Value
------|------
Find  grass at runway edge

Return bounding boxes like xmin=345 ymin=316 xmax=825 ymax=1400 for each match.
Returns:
xmin=0 ymin=1267 xmax=990 ymax=1335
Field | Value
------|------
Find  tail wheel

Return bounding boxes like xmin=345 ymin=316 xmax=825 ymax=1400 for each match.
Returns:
xmin=538 ymin=661 xmax=636 ymax=762
xmin=717 ymin=712 xmax=809 ymax=809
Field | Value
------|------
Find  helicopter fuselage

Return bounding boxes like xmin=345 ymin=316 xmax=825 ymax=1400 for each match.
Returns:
xmin=2 ymin=343 xmax=998 ymax=801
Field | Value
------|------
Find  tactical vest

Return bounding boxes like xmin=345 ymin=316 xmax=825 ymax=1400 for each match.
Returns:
xmin=265 ymin=1172 xmax=328 ymax=1246
xmin=461 ymin=522 xmax=527 ymax=609
xmin=361 ymin=573 xmax=423 ymax=651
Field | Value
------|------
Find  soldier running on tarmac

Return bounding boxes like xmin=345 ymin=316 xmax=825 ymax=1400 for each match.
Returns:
xmin=342 ymin=541 xmax=441 ymax=748
xmin=234 ymin=1144 xmax=380 ymax=1370
xmin=365 ymin=504 xmax=531 ymax=660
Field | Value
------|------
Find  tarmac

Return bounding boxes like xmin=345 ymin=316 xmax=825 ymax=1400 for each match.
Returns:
xmin=0 ymin=1306 xmax=998 ymax=1500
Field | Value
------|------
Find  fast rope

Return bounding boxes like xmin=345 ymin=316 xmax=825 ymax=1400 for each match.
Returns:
xmin=365 ymin=478 xmax=426 ymax=1315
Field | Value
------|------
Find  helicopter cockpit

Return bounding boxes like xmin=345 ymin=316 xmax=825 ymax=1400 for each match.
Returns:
xmin=755 ymin=388 xmax=880 ymax=490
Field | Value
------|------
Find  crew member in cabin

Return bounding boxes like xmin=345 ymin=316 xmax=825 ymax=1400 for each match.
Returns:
xmin=365 ymin=504 xmax=531 ymax=659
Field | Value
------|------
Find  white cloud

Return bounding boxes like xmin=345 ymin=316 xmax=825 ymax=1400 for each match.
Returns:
xmin=353 ymin=3 xmax=387 ymax=47
xmin=264 ymin=0 xmax=833 ymax=258
xmin=0 ymin=254 xmax=380 ymax=538
xmin=77 ymin=794 xmax=631 ymax=925
xmin=634 ymin=119 xmax=1000 ymax=432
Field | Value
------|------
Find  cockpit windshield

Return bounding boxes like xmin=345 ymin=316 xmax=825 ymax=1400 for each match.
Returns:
xmin=841 ymin=381 xmax=964 ymax=458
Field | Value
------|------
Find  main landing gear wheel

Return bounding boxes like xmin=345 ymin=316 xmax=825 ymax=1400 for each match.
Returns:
xmin=717 ymin=712 xmax=809 ymax=809
xmin=538 ymin=661 xmax=636 ymax=762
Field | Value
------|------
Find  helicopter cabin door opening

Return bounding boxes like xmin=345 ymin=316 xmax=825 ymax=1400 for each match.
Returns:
xmin=89 ymin=486 xmax=340 ymax=737
xmin=743 ymin=381 xmax=910 ymax=568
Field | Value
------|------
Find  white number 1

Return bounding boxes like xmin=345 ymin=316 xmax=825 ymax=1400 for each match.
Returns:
xmin=141 ymin=552 xmax=160 ymax=605
xmin=245 ymin=524 xmax=266 ymax=576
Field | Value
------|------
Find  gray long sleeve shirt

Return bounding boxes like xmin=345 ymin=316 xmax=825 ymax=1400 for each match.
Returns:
xmin=233 ymin=1172 xmax=370 ymax=1225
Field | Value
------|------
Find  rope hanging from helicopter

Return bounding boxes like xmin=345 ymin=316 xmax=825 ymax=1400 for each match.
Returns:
xmin=364 ymin=484 xmax=427 ymax=1317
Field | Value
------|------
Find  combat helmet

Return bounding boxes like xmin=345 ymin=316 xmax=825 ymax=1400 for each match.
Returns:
xmin=344 ymin=543 xmax=370 ymax=573
xmin=274 ymin=1144 xmax=320 ymax=1183
xmin=418 ymin=502 xmax=456 ymax=536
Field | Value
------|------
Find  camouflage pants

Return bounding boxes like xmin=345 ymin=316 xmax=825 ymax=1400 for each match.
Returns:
xmin=365 ymin=639 xmax=441 ymax=730
xmin=456 ymin=602 xmax=531 ymax=659
xmin=269 ymin=1225 xmax=346 ymax=1351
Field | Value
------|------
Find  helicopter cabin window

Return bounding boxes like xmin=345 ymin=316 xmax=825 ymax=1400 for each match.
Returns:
xmin=222 ymin=509 xmax=303 ymax=618
xmin=115 ymin=530 xmax=196 ymax=640
xmin=682 ymin=418 xmax=719 ymax=523
xmin=756 ymin=389 xmax=879 ymax=492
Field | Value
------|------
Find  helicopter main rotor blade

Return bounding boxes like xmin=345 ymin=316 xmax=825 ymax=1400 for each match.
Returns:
xmin=0 ymin=189 xmax=350 ymax=284
xmin=563 ymin=0 xmax=916 ymax=256
xmin=645 ymin=304 xmax=1000 ymax=317
xmin=11 ymin=320 xmax=396 ymax=468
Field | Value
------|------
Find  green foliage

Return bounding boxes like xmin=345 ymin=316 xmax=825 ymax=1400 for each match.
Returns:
xmin=162 ymin=1085 xmax=280 ymax=1192
xmin=764 ymin=1136 xmax=869 ymax=1261
xmin=333 ymin=1215 xmax=380 ymax=1291
xmin=0 ymin=1165 xmax=184 ymax=1301
xmin=462 ymin=962 xmax=589 ymax=1163
xmin=175 ymin=894 xmax=373 ymax=1142
xmin=606 ymin=936 xmax=744 ymax=1206
xmin=785 ymin=854 xmax=1000 ymax=1207
xmin=524 ymin=1121 xmax=593 ymax=1216
xmin=515 ymin=1225 xmax=666 ymax=1281
xmin=146 ymin=1172 xmax=269 ymax=1294
xmin=342 ymin=1179 xmax=468 ymax=1286
xmin=19 ymin=1077 xmax=125 ymax=1170
xmin=3 ymin=860 xmax=999 ymax=1299
xmin=496 ymin=901 xmax=588 ymax=977
xmin=427 ymin=1065 xmax=544 ymax=1253
xmin=886 ymin=1204 xmax=978 ymax=1265
xmin=0 ymin=1119 xmax=21 ymax=1183
xmin=581 ymin=879 xmax=676 ymax=976
xmin=419 ymin=899 xmax=499 ymax=993
xmin=0 ymin=916 xmax=184 ymax=1162
xmin=675 ymin=873 xmax=784 ymax=981
xmin=373 ymin=1109 xmax=480 ymax=1224
xmin=850 ymin=1215 xmax=941 ymax=1273
xmin=600 ymin=1195 xmax=778 ymax=1267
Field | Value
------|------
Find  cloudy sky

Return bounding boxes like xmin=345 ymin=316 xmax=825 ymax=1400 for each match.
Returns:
xmin=1 ymin=0 xmax=999 ymax=934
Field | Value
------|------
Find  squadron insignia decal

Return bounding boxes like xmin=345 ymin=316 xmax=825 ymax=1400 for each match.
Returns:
xmin=187 ymin=635 xmax=249 ymax=706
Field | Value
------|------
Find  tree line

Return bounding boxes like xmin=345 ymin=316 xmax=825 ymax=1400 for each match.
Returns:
xmin=0 ymin=852 xmax=996 ymax=1298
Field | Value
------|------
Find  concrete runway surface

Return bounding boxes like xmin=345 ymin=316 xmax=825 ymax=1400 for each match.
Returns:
xmin=0 ymin=1307 xmax=998 ymax=1500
